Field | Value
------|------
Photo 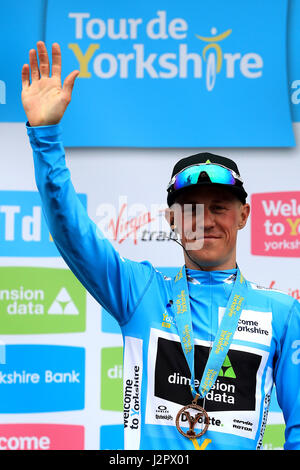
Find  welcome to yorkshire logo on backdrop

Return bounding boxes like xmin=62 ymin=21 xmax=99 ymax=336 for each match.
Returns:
xmin=45 ymin=0 xmax=294 ymax=147
xmin=0 ymin=424 xmax=85 ymax=451
xmin=251 ymin=192 xmax=300 ymax=257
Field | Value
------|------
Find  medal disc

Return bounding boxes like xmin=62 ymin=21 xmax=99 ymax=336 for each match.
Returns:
xmin=176 ymin=403 xmax=209 ymax=439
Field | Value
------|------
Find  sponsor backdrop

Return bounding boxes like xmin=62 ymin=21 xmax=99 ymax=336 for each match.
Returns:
xmin=0 ymin=0 xmax=300 ymax=451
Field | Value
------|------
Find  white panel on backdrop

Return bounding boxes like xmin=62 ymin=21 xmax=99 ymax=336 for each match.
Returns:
xmin=1 ymin=122 xmax=300 ymax=449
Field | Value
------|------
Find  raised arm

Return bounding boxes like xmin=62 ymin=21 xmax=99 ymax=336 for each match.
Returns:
xmin=21 ymin=42 xmax=154 ymax=325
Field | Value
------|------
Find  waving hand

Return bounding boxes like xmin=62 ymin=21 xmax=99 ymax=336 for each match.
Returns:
xmin=21 ymin=41 xmax=79 ymax=127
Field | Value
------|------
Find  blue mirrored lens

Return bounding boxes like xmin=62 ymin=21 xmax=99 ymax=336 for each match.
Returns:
xmin=173 ymin=164 xmax=235 ymax=190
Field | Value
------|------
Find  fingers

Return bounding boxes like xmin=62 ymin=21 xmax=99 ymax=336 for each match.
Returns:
xmin=37 ymin=41 xmax=50 ymax=77
xmin=51 ymin=43 xmax=62 ymax=79
xmin=29 ymin=48 xmax=40 ymax=82
xmin=21 ymin=64 xmax=30 ymax=90
xmin=26 ymin=41 xmax=59 ymax=84
xmin=24 ymin=42 xmax=68 ymax=89
xmin=63 ymin=70 xmax=80 ymax=99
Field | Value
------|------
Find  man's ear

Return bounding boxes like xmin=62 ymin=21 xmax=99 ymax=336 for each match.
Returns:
xmin=165 ymin=207 xmax=175 ymax=230
xmin=238 ymin=203 xmax=250 ymax=230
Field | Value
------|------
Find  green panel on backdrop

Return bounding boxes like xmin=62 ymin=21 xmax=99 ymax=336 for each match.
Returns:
xmin=0 ymin=267 xmax=86 ymax=334
xmin=101 ymin=347 xmax=123 ymax=411
xmin=262 ymin=424 xmax=285 ymax=450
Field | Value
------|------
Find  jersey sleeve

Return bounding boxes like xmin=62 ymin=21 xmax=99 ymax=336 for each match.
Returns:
xmin=26 ymin=123 xmax=154 ymax=326
xmin=274 ymin=299 xmax=300 ymax=450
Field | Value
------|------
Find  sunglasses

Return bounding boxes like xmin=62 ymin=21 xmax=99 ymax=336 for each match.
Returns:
xmin=167 ymin=163 xmax=243 ymax=192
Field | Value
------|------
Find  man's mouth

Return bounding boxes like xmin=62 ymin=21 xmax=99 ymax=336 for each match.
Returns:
xmin=203 ymin=235 xmax=221 ymax=239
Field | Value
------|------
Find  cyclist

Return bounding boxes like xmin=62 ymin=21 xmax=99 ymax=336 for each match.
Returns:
xmin=21 ymin=41 xmax=300 ymax=450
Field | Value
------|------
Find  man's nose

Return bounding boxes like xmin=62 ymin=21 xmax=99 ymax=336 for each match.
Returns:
xmin=203 ymin=207 xmax=215 ymax=229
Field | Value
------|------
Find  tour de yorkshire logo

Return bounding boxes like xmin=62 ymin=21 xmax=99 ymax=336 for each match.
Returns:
xmin=194 ymin=27 xmax=233 ymax=91
xmin=67 ymin=10 xmax=264 ymax=87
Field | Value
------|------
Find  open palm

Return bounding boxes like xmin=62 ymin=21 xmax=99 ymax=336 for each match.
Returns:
xmin=21 ymin=41 xmax=79 ymax=126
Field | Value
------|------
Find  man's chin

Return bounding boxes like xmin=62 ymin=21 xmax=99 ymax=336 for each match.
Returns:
xmin=191 ymin=257 xmax=223 ymax=268
xmin=184 ymin=245 xmax=229 ymax=268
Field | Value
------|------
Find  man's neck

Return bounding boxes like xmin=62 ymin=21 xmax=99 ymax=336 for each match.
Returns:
xmin=184 ymin=254 xmax=237 ymax=272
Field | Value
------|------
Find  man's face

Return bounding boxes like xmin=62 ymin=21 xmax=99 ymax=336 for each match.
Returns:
xmin=169 ymin=184 xmax=250 ymax=270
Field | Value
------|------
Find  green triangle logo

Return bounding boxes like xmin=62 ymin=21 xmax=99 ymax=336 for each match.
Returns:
xmin=219 ymin=355 xmax=236 ymax=379
xmin=205 ymin=159 xmax=211 ymax=164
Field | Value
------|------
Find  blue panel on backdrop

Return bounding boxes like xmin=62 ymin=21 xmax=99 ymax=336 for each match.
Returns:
xmin=0 ymin=190 xmax=87 ymax=257
xmin=0 ymin=1 xmax=47 ymax=121
xmin=288 ymin=0 xmax=300 ymax=122
xmin=100 ymin=424 xmax=124 ymax=450
xmin=0 ymin=345 xmax=85 ymax=413
xmin=44 ymin=0 xmax=294 ymax=147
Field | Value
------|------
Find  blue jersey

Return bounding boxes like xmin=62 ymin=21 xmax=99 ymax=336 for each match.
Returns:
xmin=27 ymin=123 xmax=300 ymax=451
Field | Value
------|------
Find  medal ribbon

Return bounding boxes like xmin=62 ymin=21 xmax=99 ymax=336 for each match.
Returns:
xmin=172 ymin=266 xmax=248 ymax=400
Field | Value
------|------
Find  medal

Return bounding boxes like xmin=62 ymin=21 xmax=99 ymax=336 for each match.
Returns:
xmin=175 ymin=394 xmax=209 ymax=439
xmin=172 ymin=266 xmax=248 ymax=441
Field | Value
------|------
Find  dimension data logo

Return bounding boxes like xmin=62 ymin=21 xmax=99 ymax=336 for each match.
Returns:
xmin=0 ymin=267 xmax=86 ymax=334
xmin=0 ymin=191 xmax=87 ymax=257
xmin=219 ymin=355 xmax=236 ymax=378
xmin=155 ymin=338 xmax=261 ymax=412
xmin=0 ymin=345 xmax=85 ymax=413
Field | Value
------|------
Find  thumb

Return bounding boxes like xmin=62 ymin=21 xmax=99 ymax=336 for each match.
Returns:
xmin=62 ymin=70 xmax=80 ymax=100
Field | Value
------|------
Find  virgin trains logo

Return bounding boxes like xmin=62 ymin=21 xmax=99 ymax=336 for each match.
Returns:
xmin=106 ymin=202 xmax=154 ymax=245
xmin=96 ymin=199 xmax=166 ymax=245
xmin=96 ymin=197 xmax=177 ymax=244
